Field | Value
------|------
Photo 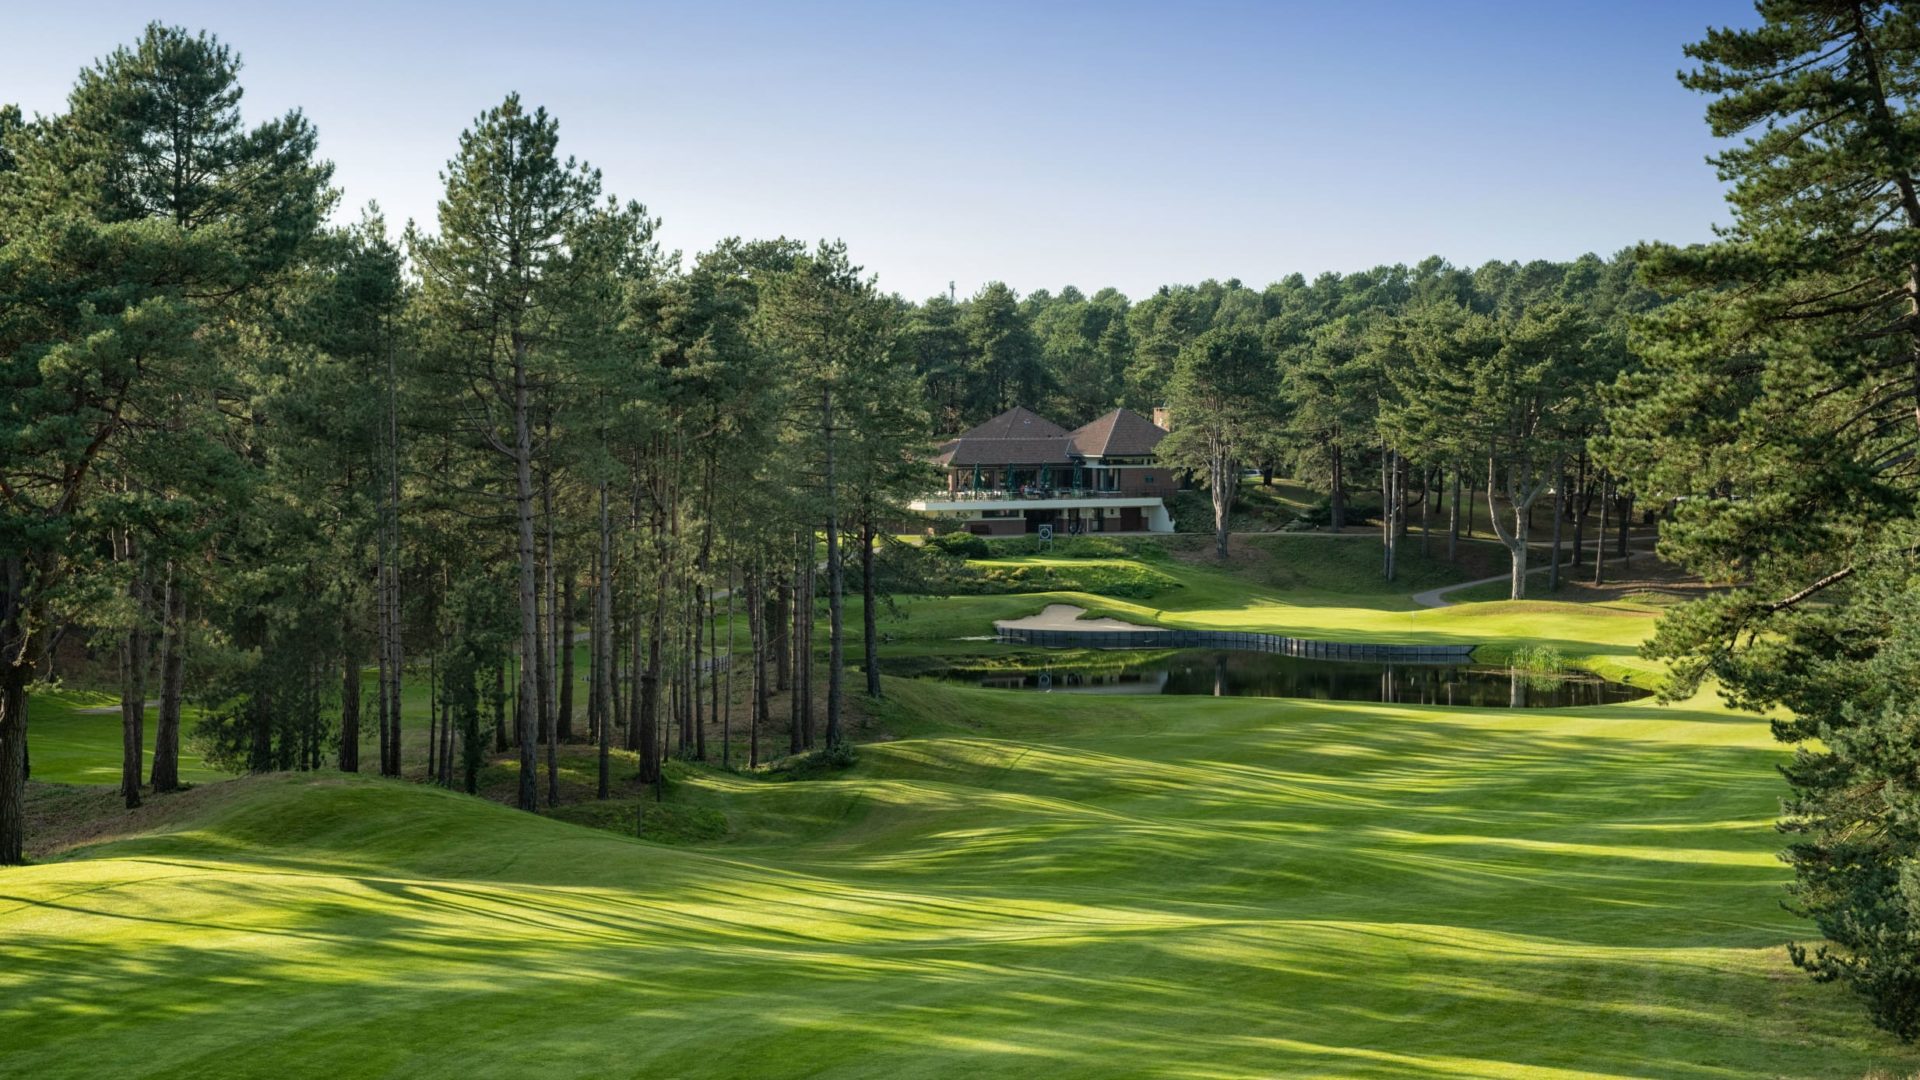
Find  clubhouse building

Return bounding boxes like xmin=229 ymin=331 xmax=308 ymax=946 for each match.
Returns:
xmin=909 ymin=406 xmax=1178 ymax=536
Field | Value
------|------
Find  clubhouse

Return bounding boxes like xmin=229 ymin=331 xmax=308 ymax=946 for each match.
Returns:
xmin=909 ymin=406 xmax=1178 ymax=536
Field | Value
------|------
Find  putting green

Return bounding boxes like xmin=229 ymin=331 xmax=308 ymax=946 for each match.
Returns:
xmin=5 ymin=543 xmax=1914 ymax=1076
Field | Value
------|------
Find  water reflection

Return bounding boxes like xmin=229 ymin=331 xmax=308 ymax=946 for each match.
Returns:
xmin=917 ymin=650 xmax=1648 ymax=709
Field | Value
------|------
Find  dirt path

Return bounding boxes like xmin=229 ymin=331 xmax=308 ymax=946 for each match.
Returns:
xmin=992 ymin=604 xmax=1150 ymax=631
xmin=1411 ymin=570 xmax=1542 ymax=608
xmin=1413 ymin=546 xmax=1663 ymax=608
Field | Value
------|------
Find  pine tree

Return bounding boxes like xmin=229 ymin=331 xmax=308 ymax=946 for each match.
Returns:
xmin=412 ymin=94 xmax=600 ymax=812
xmin=1603 ymin=2 xmax=1920 ymax=1038
xmin=1159 ymin=327 xmax=1279 ymax=559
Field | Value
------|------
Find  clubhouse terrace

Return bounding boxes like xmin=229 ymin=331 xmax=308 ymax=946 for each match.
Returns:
xmin=908 ymin=406 xmax=1179 ymax=536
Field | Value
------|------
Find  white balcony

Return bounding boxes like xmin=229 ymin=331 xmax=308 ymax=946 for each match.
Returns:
xmin=907 ymin=492 xmax=1174 ymax=533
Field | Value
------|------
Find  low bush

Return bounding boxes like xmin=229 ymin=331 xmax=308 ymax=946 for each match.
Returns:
xmin=955 ymin=559 xmax=1181 ymax=600
xmin=769 ymin=740 xmax=859 ymax=779
xmin=981 ymin=534 xmax=1131 ymax=560
xmin=1166 ymin=490 xmax=1214 ymax=533
xmin=927 ymin=531 xmax=992 ymax=559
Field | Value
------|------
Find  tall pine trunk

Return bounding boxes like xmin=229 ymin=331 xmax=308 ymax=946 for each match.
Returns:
xmin=722 ymin=557 xmax=734 ymax=767
xmin=1594 ymin=475 xmax=1610 ymax=586
xmin=862 ymin=516 xmax=881 ymax=699
xmin=382 ymin=337 xmax=404 ymax=778
xmin=801 ymin=537 xmax=816 ymax=750
xmin=376 ymin=570 xmax=392 ymax=773
xmin=151 ymin=566 xmax=185 ymax=792
xmin=511 ymin=335 xmax=541 ymax=813
xmin=1486 ymin=457 xmax=1535 ymax=601
xmin=1210 ymin=441 xmax=1236 ymax=560
xmin=750 ymin=569 xmax=767 ymax=769
xmin=596 ymin=483 xmax=614 ymax=799
xmin=340 ymin=628 xmax=361 ymax=772
xmin=559 ymin=569 xmax=575 ymax=743
xmin=1420 ymin=467 xmax=1432 ymax=560
xmin=1549 ymin=471 xmax=1565 ymax=592
xmin=1 ymin=554 xmax=32 ymax=865
xmin=772 ymin=579 xmax=791 ymax=692
xmin=1570 ymin=455 xmax=1588 ymax=572
xmin=640 ymin=523 xmax=667 ymax=784
xmin=118 ymin=531 xmax=147 ymax=810
xmin=1381 ymin=450 xmax=1397 ymax=582
xmin=1448 ymin=465 xmax=1461 ymax=561
xmin=1329 ymin=441 xmax=1345 ymax=530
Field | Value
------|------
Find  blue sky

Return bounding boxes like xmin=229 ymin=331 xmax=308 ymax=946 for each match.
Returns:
xmin=8 ymin=1 xmax=1755 ymax=300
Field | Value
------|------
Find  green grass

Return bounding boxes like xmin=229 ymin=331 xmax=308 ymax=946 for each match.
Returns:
xmin=858 ymin=535 xmax=1652 ymax=683
xmin=960 ymin=554 xmax=1184 ymax=598
xmin=20 ymin=689 xmax=219 ymax=786
xmin=6 ymin=539 xmax=1916 ymax=1076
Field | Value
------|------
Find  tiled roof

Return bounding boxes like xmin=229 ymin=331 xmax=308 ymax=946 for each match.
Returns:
xmin=933 ymin=405 xmax=1164 ymax=467
xmin=936 ymin=437 xmax=1075 ymax=467
xmin=954 ymin=406 xmax=1068 ymax=441
xmin=1068 ymin=408 xmax=1168 ymax=457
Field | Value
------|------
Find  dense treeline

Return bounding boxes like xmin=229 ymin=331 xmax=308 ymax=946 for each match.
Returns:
xmin=0 ymin=25 xmax=928 ymax=863
xmin=0 ymin=22 xmax=1670 ymax=869
xmin=910 ymin=258 xmax=1657 ymax=573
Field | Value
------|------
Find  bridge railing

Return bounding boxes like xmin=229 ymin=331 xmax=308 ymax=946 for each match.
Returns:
xmin=994 ymin=625 xmax=1474 ymax=662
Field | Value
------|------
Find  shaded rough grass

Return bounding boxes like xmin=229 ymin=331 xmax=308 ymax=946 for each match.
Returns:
xmin=21 ymin=688 xmax=219 ymax=786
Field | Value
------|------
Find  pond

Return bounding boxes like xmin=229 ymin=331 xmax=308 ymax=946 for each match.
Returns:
xmin=901 ymin=649 xmax=1649 ymax=709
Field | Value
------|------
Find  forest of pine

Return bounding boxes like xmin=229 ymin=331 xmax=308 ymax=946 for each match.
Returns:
xmin=12 ymin=5 xmax=1920 ymax=1077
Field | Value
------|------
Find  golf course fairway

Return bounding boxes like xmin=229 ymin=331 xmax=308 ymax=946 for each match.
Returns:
xmin=5 ymin=553 xmax=1917 ymax=1078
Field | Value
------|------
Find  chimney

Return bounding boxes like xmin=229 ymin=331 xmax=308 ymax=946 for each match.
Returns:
xmin=1152 ymin=405 xmax=1171 ymax=431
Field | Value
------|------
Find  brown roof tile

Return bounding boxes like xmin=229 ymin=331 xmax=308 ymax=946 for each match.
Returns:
xmin=1068 ymin=408 xmax=1168 ymax=457
xmin=954 ymin=406 xmax=1069 ymax=441
xmin=934 ymin=405 xmax=1165 ymax=468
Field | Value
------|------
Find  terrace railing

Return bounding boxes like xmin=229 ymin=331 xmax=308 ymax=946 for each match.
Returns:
xmin=935 ymin=486 xmax=1130 ymax=502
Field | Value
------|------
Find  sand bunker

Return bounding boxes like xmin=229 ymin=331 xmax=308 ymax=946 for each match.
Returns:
xmin=992 ymin=604 xmax=1149 ymax=632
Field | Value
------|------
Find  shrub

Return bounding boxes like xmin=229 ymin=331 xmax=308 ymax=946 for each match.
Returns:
xmin=982 ymin=534 xmax=1127 ymax=560
xmin=869 ymin=538 xmax=984 ymax=595
xmin=1165 ymin=490 xmax=1214 ymax=533
xmin=771 ymin=740 xmax=859 ymax=779
xmin=928 ymin=531 xmax=991 ymax=559
xmin=955 ymin=560 xmax=1180 ymax=600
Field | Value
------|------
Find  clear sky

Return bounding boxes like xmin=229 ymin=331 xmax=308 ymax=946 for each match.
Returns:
xmin=8 ymin=1 xmax=1755 ymax=301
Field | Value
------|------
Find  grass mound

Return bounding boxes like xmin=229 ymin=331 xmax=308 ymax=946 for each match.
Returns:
xmin=959 ymin=556 xmax=1181 ymax=599
xmin=9 ymin=540 xmax=1910 ymax=1076
xmin=5 ymin=671 xmax=1917 ymax=1077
